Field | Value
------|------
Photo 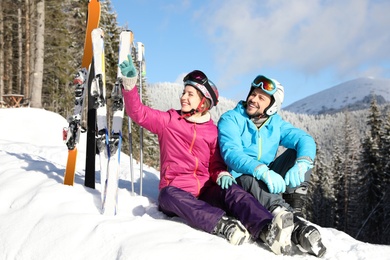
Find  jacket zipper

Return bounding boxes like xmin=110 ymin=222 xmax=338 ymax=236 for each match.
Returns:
xmin=189 ymin=123 xmax=201 ymax=195
xmin=256 ymin=117 xmax=270 ymax=161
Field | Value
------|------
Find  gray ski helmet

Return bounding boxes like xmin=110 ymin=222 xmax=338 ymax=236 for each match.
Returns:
xmin=246 ymin=76 xmax=284 ymax=116
xmin=183 ymin=70 xmax=219 ymax=109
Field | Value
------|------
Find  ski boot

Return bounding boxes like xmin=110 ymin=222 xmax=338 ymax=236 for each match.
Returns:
xmin=284 ymin=186 xmax=307 ymax=217
xmin=260 ymin=209 xmax=294 ymax=255
xmin=213 ymin=215 xmax=250 ymax=245
xmin=292 ymin=216 xmax=327 ymax=257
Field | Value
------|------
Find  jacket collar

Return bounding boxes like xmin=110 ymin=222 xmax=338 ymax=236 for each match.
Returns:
xmin=235 ymin=101 xmax=250 ymax=118
xmin=184 ymin=111 xmax=211 ymax=123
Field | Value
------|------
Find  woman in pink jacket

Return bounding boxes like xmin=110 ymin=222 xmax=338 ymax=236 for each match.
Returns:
xmin=119 ymin=55 xmax=294 ymax=255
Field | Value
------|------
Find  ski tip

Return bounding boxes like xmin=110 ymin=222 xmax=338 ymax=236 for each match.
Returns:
xmin=64 ymin=148 xmax=78 ymax=186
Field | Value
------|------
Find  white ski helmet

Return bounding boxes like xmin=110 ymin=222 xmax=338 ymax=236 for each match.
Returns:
xmin=246 ymin=75 xmax=284 ymax=116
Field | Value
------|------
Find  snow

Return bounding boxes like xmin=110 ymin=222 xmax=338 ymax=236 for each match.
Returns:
xmin=0 ymin=107 xmax=389 ymax=260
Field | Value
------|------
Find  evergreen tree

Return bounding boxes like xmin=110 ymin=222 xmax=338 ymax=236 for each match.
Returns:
xmin=43 ymin=0 xmax=76 ymax=114
xmin=99 ymin=0 xmax=120 ymax=86
xmin=378 ymin=106 xmax=390 ymax=244
xmin=356 ymin=96 xmax=383 ymax=243
xmin=338 ymin=112 xmax=361 ymax=235
xmin=332 ymin=140 xmax=345 ymax=230
xmin=307 ymin=141 xmax=334 ymax=227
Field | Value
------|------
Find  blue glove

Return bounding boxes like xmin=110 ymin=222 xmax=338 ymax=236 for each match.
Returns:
xmin=217 ymin=175 xmax=237 ymax=189
xmin=284 ymin=159 xmax=313 ymax=188
xmin=253 ymin=165 xmax=286 ymax=194
xmin=119 ymin=54 xmax=137 ymax=78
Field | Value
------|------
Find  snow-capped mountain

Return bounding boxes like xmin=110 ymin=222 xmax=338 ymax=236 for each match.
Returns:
xmin=284 ymin=77 xmax=390 ymax=115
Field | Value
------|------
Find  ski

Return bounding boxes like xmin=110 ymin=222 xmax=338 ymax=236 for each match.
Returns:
xmin=63 ymin=0 xmax=101 ymax=186
xmin=91 ymin=28 xmax=110 ymax=203
xmin=85 ymin=61 xmax=97 ymax=189
xmin=102 ymin=30 xmax=134 ymax=215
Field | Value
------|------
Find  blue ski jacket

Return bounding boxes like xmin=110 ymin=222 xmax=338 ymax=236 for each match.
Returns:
xmin=217 ymin=101 xmax=316 ymax=179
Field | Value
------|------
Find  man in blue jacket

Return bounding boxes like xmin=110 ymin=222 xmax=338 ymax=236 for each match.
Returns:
xmin=217 ymin=75 xmax=326 ymax=257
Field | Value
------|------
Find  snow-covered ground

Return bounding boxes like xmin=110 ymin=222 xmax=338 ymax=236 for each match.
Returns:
xmin=0 ymin=107 xmax=389 ymax=260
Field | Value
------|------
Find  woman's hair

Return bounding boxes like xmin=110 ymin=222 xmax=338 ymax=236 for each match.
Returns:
xmin=196 ymin=89 xmax=211 ymax=115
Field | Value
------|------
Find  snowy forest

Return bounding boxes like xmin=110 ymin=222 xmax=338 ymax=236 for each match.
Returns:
xmin=1 ymin=0 xmax=389 ymax=246
xmin=0 ymin=0 xmax=153 ymax=169
xmin=288 ymin=100 xmax=390 ymax=246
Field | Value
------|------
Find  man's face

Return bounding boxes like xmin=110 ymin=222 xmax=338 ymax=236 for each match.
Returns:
xmin=245 ymin=88 xmax=272 ymax=117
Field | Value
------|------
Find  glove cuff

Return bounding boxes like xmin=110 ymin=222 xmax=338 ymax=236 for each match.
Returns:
xmin=121 ymin=76 xmax=138 ymax=91
xmin=254 ymin=164 xmax=268 ymax=175
xmin=296 ymin=157 xmax=314 ymax=169
xmin=296 ymin=156 xmax=313 ymax=163
xmin=216 ymin=171 xmax=232 ymax=183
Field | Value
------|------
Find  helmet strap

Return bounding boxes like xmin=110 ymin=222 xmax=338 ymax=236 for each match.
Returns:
xmin=264 ymin=96 xmax=276 ymax=116
xmin=179 ymin=109 xmax=196 ymax=119
xmin=180 ymin=97 xmax=207 ymax=119
xmin=196 ymin=97 xmax=207 ymax=114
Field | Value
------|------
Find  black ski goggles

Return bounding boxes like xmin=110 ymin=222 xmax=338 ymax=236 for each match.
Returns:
xmin=183 ymin=70 xmax=218 ymax=105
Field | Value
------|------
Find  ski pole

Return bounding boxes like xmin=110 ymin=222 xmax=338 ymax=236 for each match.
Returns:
xmin=137 ymin=42 xmax=144 ymax=196
xmin=128 ymin=116 xmax=135 ymax=195
xmin=127 ymin=43 xmax=137 ymax=196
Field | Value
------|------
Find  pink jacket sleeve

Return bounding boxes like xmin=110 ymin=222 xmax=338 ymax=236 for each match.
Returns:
xmin=122 ymin=87 xmax=169 ymax=135
xmin=209 ymin=138 xmax=229 ymax=183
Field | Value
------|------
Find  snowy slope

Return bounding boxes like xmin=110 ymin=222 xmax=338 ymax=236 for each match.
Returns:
xmin=1 ymin=108 xmax=390 ymax=260
xmin=284 ymin=77 xmax=390 ymax=115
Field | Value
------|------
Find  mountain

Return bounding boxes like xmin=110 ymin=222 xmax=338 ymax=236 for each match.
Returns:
xmin=284 ymin=77 xmax=390 ymax=115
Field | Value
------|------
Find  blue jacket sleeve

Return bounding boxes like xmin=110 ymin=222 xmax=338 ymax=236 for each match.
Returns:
xmin=279 ymin=119 xmax=316 ymax=161
xmin=217 ymin=112 xmax=260 ymax=177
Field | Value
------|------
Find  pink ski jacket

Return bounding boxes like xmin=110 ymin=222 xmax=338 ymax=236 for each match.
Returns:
xmin=123 ymin=87 xmax=227 ymax=197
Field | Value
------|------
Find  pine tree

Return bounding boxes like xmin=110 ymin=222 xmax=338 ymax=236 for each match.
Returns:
xmin=332 ymin=139 xmax=345 ymax=230
xmin=378 ymin=105 xmax=390 ymax=244
xmin=307 ymin=141 xmax=334 ymax=227
xmin=336 ymin=112 xmax=361 ymax=235
xmin=43 ymin=0 xmax=75 ymax=114
xmin=356 ymin=96 xmax=383 ymax=243
xmin=99 ymin=0 xmax=120 ymax=86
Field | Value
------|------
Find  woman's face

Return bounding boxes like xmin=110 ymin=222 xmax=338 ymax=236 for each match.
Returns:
xmin=180 ymin=85 xmax=202 ymax=113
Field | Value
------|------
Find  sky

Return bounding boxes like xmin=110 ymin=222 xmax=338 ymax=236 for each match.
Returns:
xmin=109 ymin=0 xmax=390 ymax=107
xmin=1 ymin=109 xmax=390 ymax=259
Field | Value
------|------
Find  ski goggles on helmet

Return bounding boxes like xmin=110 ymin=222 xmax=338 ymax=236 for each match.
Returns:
xmin=251 ymin=75 xmax=277 ymax=95
xmin=183 ymin=70 xmax=218 ymax=106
